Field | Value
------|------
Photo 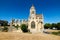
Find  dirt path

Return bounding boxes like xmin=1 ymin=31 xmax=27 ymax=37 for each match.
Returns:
xmin=0 ymin=32 xmax=60 ymax=40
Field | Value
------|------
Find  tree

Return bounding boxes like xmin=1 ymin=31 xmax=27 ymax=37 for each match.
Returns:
xmin=56 ymin=23 xmax=60 ymax=30
xmin=44 ymin=22 xmax=60 ymax=30
xmin=2 ymin=20 xmax=8 ymax=32
xmin=44 ymin=23 xmax=51 ymax=29
xmin=0 ymin=20 xmax=8 ymax=26
xmin=21 ymin=24 xmax=28 ymax=32
xmin=50 ymin=23 xmax=57 ymax=29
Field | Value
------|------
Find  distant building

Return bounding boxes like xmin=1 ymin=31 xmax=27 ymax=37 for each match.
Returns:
xmin=11 ymin=5 xmax=44 ymax=33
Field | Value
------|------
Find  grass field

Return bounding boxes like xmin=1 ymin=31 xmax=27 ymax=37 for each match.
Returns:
xmin=0 ymin=32 xmax=60 ymax=40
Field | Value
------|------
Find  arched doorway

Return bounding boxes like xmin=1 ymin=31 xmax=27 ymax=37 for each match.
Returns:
xmin=31 ymin=21 xmax=35 ymax=29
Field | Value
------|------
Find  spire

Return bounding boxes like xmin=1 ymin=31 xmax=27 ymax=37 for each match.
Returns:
xmin=31 ymin=4 xmax=35 ymax=9
xmin=30 ymin=4 xmax=36 ymax=15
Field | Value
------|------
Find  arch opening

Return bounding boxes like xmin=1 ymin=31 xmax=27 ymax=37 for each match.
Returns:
xmin=31 ymin=21 xmax=35 ymax=28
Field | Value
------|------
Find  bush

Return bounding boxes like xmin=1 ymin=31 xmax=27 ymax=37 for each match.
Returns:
xmin=21 ymin=24 xmax=28 ymax=32
xmin=2 ymin=26 xmax=8 ymax=32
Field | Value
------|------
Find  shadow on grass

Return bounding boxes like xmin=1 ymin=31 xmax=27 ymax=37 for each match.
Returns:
xmin=52 ymin=31 xmax=60 ymax=36
xmin=43 ymin=31 xmax=60 ymax=36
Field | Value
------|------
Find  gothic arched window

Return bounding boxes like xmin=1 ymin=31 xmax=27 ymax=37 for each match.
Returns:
xmin=31 ymin=21 xmax=35 ymax=28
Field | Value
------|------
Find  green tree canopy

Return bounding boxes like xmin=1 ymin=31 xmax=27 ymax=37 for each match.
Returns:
xmin=21 ymin=24 xmax=28 ymax=32
xmin=56 ymin=23 xmax=60 ymax=30
xmin=0 ymin=20 xmax=8 ymax=26
xmin=44 ymin=22 xmax=60 ymax=30
xmin=44 ymin=23 xmax=51 ymax=29
xmin=50 ymin=23 xmax=57 ymax=29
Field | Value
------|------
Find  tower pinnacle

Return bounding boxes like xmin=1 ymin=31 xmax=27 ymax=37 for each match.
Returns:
xmin=31 ymin=4 xmax=35 ymax=9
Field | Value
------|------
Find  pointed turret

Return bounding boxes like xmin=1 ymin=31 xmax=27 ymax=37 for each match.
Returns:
xmin=30 ymin=4 xmax=35 ymax=9
xmin=30 ymin=4 xmax=36 ymax=15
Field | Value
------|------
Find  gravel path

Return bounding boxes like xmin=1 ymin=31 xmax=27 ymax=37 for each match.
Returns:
xmin=0 ymin=32 xmax=60 ymax=40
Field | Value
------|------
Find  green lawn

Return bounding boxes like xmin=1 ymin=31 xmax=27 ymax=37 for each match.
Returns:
xmin=52 ymin=31 xmax=60 ymax=36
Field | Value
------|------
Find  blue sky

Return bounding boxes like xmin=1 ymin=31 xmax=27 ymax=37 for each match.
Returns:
xmin=0 ymin=0 xmax=60 ymax=23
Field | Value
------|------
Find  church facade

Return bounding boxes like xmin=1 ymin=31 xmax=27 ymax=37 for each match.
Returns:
xmin=11 ymin=5 xmax=44 ymax=33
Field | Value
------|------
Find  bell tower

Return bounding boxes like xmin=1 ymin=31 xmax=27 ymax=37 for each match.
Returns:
xmin=30 ymin=5 xmax=36 ymax=14
xmin=30 ymin=5 xmax=36 ymax=19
